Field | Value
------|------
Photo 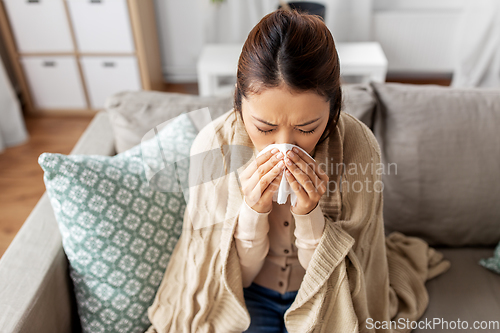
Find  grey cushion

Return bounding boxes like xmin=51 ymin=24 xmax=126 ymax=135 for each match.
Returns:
xmin=105 ymin=90 xmax=234 ymax=153
xmin=371 ymin=82 xmax=500 ymax=247
xmin=341 ymin=83 xmax=377 ymax=129
xmin=414 ymin=247 xmax=500 ymax=332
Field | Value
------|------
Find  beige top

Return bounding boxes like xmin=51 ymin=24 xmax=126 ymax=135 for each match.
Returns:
xmin=146 ymin=109 xmax=451 ymax=333
xmin=235 ymin=195 xmax=325 ymax=294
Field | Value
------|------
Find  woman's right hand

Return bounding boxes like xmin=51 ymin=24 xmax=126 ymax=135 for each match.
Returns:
xmin=240 ymin=148 xmax=286 ymax=213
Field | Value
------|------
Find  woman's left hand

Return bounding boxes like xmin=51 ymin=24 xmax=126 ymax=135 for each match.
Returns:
xmin=284 ymin=147 xmax=329 ymax=215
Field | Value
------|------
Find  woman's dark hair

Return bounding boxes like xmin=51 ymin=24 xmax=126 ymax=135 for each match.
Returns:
xmin=233 ymin=8 xmax=343 ymax=146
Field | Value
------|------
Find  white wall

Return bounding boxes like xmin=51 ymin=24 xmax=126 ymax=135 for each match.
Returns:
xmin=153 ymin=0 xmax=467 ymax=83
xmin=373 ymin=0 xmax=465 ymax=73
xmin=153 ymin=0 xmax=205 ymax=82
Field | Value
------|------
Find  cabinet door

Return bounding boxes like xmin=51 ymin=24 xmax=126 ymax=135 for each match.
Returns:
xmin=2 ymin=0 xmax=74 ymax=53
xmin=66 ymin=0 xmax=135 ymax=53
xmin=80 ymin=56 xmax=142 ymax=110
xmin=20 ymin=56 xmax=87 ymax=109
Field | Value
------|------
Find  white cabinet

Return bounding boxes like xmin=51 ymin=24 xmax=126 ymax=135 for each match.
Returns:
xmin=66 ymin=0 xmax=135 ymax=53
xmin=0 ymin=0 xmax=164 ymax=114
xmin=2 ymin=0 xmax=74 ymax=53
xmin=20 ymin=56 xmax=86 ymax=109
xmin=80 ymin=56 xmax=141 ymax=109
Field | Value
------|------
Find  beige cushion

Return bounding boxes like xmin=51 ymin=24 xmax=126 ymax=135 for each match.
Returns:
xmin=105 ymin=90 xmax=234 ymax=153
xmin=341 ymin=83 xmax=377 ymax=129
xmin=372 ymin=82 xmax=500 ymax=246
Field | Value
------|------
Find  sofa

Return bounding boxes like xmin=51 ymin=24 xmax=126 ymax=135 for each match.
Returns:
xmin=0 ymin=82 xmax=499 ymax=333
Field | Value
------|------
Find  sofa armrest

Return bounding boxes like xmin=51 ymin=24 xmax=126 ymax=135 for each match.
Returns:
xmin=70 ymin=111 xmax=116 ymax=156
xmin=0 ymin=111 xmax=115 ymax=333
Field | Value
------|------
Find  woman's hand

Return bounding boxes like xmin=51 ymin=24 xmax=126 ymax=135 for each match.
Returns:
xmin=240 ymin=148 xmax=286 ymax=213
xmin=284 ymin=147 xmax=329 ymax=215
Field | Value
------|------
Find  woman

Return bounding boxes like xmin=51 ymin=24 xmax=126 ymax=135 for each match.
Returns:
xmin=146 ymin=9 xmax=450 ymax=333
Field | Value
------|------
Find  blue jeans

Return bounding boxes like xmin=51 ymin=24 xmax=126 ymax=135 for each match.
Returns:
xmin=242 ymin=282 xmax=299 ymax=333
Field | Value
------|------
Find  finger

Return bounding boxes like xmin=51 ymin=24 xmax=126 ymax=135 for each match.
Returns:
xmin=240 ymin=148 xmax=279 ymax=181
xmin=246 ymin=168 xmax=283 ymax=207
xmin=287 ymin=148 xmax=328 ymax=190
xmin=289 ymin=146 xmax=325 ymax=178
xmin=284 ymin=154 xmax=317 ymax=196
xmin=248 ymin=151 xmax=283 ymax=193
xmin=287 ymin=151 xmax=321 ymax=192
xmin=284 ymin=168 xmax=308 ymax=203
xmin=239 ymin=159 xmax=258 ymax=183
xmin=256 ymin=148 xmax=281 ymax=167
xmin=249 ymin=159 xmax=284 ymax=199
xmin=260 ymin=168 xmax=284 ymax=201
xmin=246 ymin=150 xmax=284 ymax=191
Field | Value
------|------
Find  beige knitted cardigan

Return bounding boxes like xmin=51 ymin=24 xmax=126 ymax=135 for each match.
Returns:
xmin=146 ymin=108 xmax=451 ymax=333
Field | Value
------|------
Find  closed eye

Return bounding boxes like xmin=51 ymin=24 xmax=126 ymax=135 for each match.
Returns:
xmin=256 ymin=127 xmax=275 ymax=135
xmin=256 ymin=126 xmax=317 ymax=135
xmin=298 ymin=128 xmax=316 ymax=135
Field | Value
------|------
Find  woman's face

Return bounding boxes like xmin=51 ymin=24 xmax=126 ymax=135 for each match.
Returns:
xmin=241 ymin=84 xmax=330 ymax=155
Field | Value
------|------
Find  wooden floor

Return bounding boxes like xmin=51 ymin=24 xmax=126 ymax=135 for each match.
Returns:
xmin=0 ymin=79 xmax=449 ymax=259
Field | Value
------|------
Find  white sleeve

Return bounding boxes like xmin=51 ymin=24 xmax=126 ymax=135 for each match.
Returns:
xmin=292 ymin=203 xmax=326 ymax=270
xmin=234 ymin=199 xmax=271 ymax=288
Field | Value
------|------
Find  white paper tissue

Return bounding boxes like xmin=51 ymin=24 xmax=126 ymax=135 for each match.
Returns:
xmin=256 ymin=143 xmax=315 ymax=206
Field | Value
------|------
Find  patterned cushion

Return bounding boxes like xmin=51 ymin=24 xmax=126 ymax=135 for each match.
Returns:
xmin=38 ymin=113 xmax=197 ymax=333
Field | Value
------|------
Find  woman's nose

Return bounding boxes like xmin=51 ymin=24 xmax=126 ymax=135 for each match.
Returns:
xmin=275 ymin=132 xmax=295 ymax=145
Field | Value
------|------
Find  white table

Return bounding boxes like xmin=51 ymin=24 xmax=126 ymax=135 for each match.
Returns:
xmin=197 ymin=42 xmax=388 ymax=97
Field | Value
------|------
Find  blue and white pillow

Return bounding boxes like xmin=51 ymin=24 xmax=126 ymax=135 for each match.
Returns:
xmin=38 ymin=113 xmax=197 ymax=333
